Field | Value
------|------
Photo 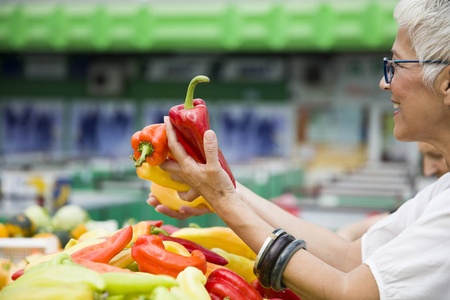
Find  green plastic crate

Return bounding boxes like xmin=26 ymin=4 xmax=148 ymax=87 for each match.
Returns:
xmin=0 ymin=1 xmax=397 ymax=52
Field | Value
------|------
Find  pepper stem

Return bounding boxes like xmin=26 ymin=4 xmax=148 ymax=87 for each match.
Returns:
xmin=134 ymin=142 xmax=155 ymax=167
xmin=150 ymin=225 xmax=170 ymax=236
xmin=185 ymin=75 xmax=210 ymax=109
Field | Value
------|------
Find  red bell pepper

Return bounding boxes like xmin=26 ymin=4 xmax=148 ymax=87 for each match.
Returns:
xmin=71 ymin=226 xmax=133 ymax=264
xmin=169 ymin=75 xmax=236 ymax=187
xmin=251 ymin=279 xmax=301 ymax=300
xmin=159 ymin=234 xmax=228 ymax=266
xmin=131 ymin=234 xmax=207 ymax=278
xmin=131 ymin=123 xmax=168 ymax=167
xmin=205 ymin=268 xmax=263 ymax=300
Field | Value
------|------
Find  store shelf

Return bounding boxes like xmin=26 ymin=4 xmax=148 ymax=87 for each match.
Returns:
xmin=0 ymin=1 xmax=397 ymax=52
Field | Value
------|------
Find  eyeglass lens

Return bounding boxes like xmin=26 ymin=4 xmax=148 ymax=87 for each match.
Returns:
xmin=384 ymin=59 xmax=394 ymax=83
xmin=387 ymin=61 xmax=394 ymax=83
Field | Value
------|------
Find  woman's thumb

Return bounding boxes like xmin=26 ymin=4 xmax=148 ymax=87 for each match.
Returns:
xmin=203 ymin=130 xmax=219 ymax=165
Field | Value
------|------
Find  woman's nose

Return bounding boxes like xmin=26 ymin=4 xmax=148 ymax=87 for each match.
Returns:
xmin=379 ymin=77 xmax=390 ymax=90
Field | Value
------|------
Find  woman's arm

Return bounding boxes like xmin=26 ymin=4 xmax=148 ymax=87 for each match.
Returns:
xmin=236 ymin=182 xmax=362 ymax=271
xmin=161 ymin=116 xmax=379 ymax=299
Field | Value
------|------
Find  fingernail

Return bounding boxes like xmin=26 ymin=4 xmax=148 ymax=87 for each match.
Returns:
xmin=205 ymin=130 xmax=214 ymax=141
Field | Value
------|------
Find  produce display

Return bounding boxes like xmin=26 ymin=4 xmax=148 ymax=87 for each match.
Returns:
xmin=0 ymin=76 xmax=301 ymax=299
xmin=1 ymin=204 xmax=89 ymax=245
xmin=0 ymin=219 xmax=299 ymax=299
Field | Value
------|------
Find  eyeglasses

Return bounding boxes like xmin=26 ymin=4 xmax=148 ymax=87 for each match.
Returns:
xmin=383 ymin=57 xmax=450 ymax=84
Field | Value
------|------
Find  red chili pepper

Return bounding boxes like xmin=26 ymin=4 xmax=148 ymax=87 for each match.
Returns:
xmin=159 ymin=234 xmax=228 ymax=266
xmin=72 ymin=257 xmax=133 ymax=274
xmin=251 ymin=279 xmax=301 ymax=300
xmin=71 ymin=226 xmax=133 ymax=264
xmin=11 ymin=268 xmax=24 ymax=281
xmin=132 ymin=123 xmax=168 ymax=167
xmin=169 ymin=75 xmax=236 ymax=187
xmin=209 ymin=294 xmax=223 ymax=300
xmin=205 ymin=268 xmax=263 ymax=300
xmin=131 ymin=234 xmax=207 ymax=278
xmin=251 ymin=278 xmax=266 ymax=298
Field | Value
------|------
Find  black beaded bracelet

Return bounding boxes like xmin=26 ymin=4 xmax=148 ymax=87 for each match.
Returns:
xmin=258 ymin=233 xmax=295 ymax=288
xmin=254 ymin=228 xmax=286 ymax=277
xmin=270 ymin=239 xmax=307 ymax=291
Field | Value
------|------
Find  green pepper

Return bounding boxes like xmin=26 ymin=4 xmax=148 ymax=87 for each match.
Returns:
xmin=0 ymin=283 xmax=94 ymax=300
xmin=101 ymin=272 xmax=178 ymax=296
xmin=150 ymin=286 xmax=178 ymax=300
xmin=3 ymin=253 xmax=105 ymax=293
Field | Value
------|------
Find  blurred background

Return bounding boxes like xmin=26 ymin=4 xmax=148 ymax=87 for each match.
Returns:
xmin=0 ymin=0 xmax=431 ymax=232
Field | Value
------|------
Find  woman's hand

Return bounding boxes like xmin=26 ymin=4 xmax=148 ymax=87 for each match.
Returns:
xmin=146 ymin=192 xmax=212 ymax=219
xmin=160 ymin=116 xmax=236 ymax=211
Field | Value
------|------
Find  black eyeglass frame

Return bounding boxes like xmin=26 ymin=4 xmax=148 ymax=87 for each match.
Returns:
xmin=383 ymin=57 xmax=450 ymax=84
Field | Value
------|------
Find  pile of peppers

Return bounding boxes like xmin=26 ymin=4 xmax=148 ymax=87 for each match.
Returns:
xmin=2 ymin=220 xmax=298 ymax=300
xmin=131 ymin=75 xmax=236 ymax=211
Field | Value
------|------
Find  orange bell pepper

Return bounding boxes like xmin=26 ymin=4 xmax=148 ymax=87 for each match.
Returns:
xmin=127 ymin=220 xmax=164 ymax=247
xmin=132 ymin=123 xmax=168 ymax=167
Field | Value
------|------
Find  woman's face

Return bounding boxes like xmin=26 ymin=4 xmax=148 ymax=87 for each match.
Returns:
xmin=379 ymin=28 xmax=446 ymax=142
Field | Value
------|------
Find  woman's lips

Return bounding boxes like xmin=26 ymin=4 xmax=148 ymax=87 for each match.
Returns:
xmin=392 ymin=100 xmax=401 ymax=116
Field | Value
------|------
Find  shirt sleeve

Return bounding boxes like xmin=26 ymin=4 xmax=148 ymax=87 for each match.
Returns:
xmin=364 ymin=189 xmax=450 ymax=300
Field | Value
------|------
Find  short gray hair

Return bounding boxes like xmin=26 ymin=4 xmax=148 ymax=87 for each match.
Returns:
xmin=394 ymin=0 xmax=450 ymax=91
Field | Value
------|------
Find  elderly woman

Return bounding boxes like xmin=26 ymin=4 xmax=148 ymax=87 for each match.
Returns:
xmin=148 ymin=0 xmax=450 ymax=298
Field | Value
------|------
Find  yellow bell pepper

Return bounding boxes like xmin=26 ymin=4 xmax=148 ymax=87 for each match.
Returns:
xmin=77 ymin=228 xmax=110 ymax=242
xmin=211 ymin=248 xmax=257 ymax=283
xmin=173 ymin=266 xmax=210 ymax=300
xmin=137 ymin=163 xmax=190 ymax=192
xmin=163 ymin=241 xmax=191 ymax=256
xmin=64 ymin=238 xmax=78 ymax=250
xmin=172 ymin=227 xmax=256 ymax=260
xmin=109 ymin=248 xmax=134 ymax=269
xmin=150 ymin=183 xmax=214 ymax=212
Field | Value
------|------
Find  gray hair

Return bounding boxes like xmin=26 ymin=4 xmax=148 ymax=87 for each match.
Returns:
xmin=394 ymin=0 xmax=450 ymax=91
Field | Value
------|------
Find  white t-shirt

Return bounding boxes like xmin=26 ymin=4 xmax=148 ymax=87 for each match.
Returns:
xmin=362 ymin=172 xmax=450 ymax=300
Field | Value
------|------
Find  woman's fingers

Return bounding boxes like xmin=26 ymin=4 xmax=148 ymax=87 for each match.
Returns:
xmin=178 ymin=189 xmax=201 ymax=202
xmin=154 ymin=204 xmax=193 ymax=220
xmin=146 ymin=194 xmax=160 ymax=208
xmin=203 ymin=130 xmax=220 ymax=167
xmin=164 ymin=116 xmax=192 ymax=167
xmin=159 ymin=160 xmax=186 ymax=183
xmin=179 ymin=205 xmax=212 ymax=216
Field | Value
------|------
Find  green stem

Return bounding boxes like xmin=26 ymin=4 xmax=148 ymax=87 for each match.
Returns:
xmin=134 ymin=142 xmax=154 ymax=167
xmin=150 ymin=225 xmax=170 ymax=236
xmin=184 ymin=75 xmax=210 ymax=109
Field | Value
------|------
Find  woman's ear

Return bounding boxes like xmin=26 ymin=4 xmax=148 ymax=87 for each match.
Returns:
xmin=442 ymin=65 xmax=450 ymax=106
